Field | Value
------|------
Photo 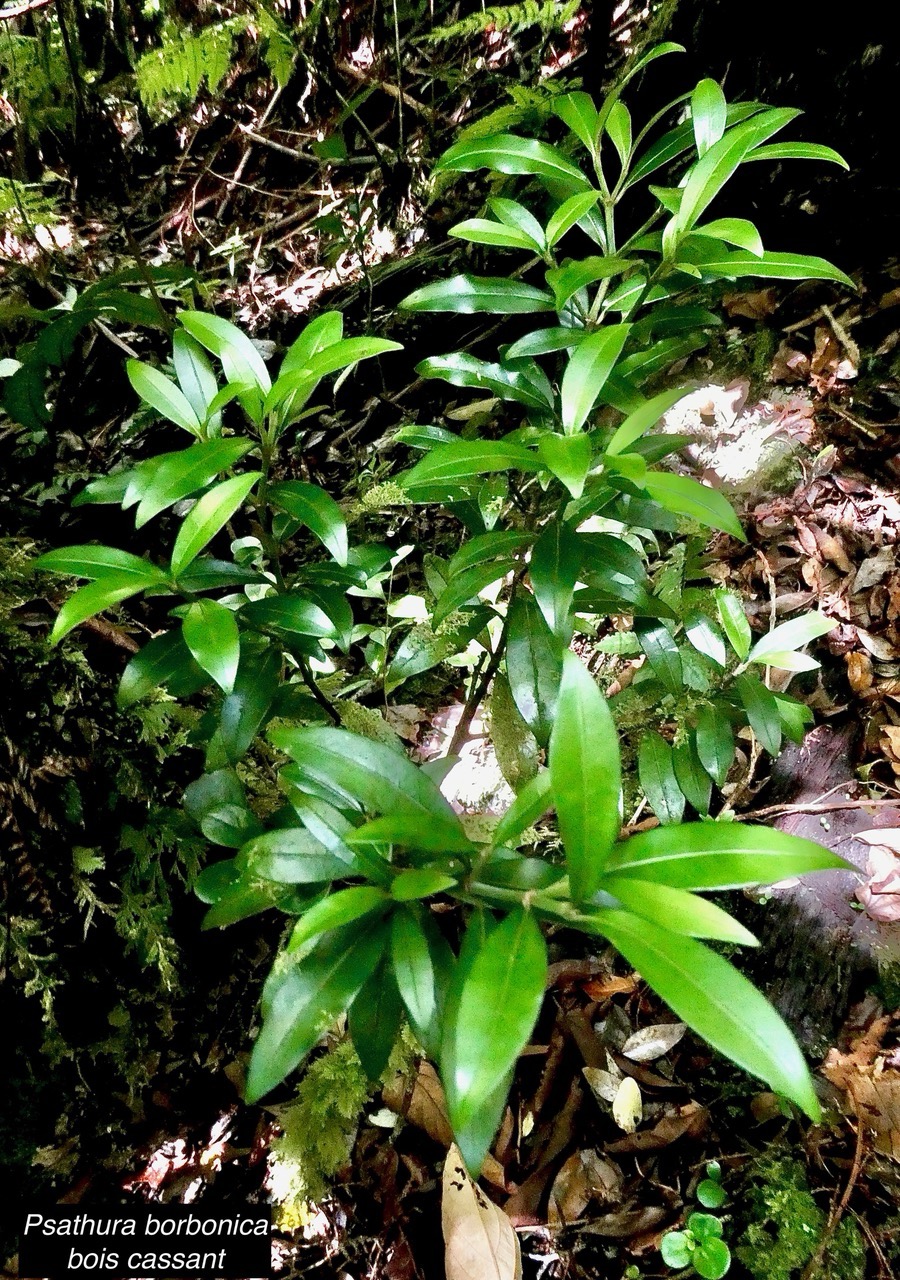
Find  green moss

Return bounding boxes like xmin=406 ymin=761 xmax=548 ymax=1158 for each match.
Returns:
xmin=736 ymin=1157 xmax=825 ymax=1280
xmin=735 ymin=1156 xmax=867 ymax=1280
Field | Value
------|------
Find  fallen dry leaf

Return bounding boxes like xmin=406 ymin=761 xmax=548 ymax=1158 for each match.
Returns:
xmin=606 ymin=1102 xmax=709 ymax=1153
xmin=621 ymin=1022 xmax=687 ymax=1063
xmin=854 ymin=844 xmax=900 ymax=922
xmin=547 ymin=1150 xmax=623 ymax=1227
xmin=442 ymin=1143 xmax=521 ymax=1280
xmin=846 ymin=651 xmax=874 ymax=694
xmin=822 ymin=1017 xmax=900 ymax=1157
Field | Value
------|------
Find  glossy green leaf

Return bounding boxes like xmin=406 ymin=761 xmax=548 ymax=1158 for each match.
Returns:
xmin=529 ymin=521 xmax=581 ymax=640
xmin=219 ymin=645 xmax=281 ymax=762
xmin=127 ymin=359 xmax=202 ymax=435
xmin=434 ymin=133 xmax=591 ymax=187
xmin=690 ymin=78 xmax=727 ymax=155
xmin=605 ymin=101 xmax=632 ymax=166
xmin=561 ymin=325 xmax=632 ymax=434
xmin=537 ymin=432 xmax=592 ymax=498
xmin=450 ymin=218 xmax=537 ymax=251
xmin=715 ymin=588 xmax=752 ymax=660
xmin=34 ymin=544 xmax=169 ymax=586
xmin=746 ymin=141 xmax=848 ymax=169
xmin=505 ymin=327 xmax=581 ymax=360
xmin=401 ymin=439 xmax=542 ymax=492
xmin=173 ymin=329 xmax=219 ymax=425
xmin=183 ymin=599 xmax=240 ymax=693
xmin=293 ymin=336 xmax=402 ymax=381
xmin=635 ymin=620 xmax=683 ymax=694
xmin=390 ymin=907 xmax=447 ymax=1056
xmin=448 ymin=909 xmax=546 ymax=1130
xmin=638 ymin=732 xmax=684 ymax=825
xmin=287 ymin=886 xmax=389 ymax=953
xmin=673 ymin=736 xmax=712 ymax=814
xmin=447 ymin=531 xmax=532 ymax=578
xmin=130 ymin=438 xmax=254 ymax=529
xmin=170 ymin=471 xmax=260 ymax=577
xmin=697 ymin=249 xmax=854 ymax=289
xmin=200 ymin=804 xmax=265 ymax=849
xmin=506 ymin=594 xmax=563 ymax=748
xmin=270 ymin=726 xmax=470 ymax=851
xmin=240 ymin=827 xmax=352 ymax=883
xmin=280 ymin=312 xmax=343 ymax=376
xmin=695 ymin=704 xmax=734 ymax=786
xmin=694 ymin=216 xmax=764 ymax=256
xmin=603 ymin=820 xmax=849 ymax=889
xmin=550 ymin=652 xmax=622 ymax=900
xmin=592 ymin=908 xmax=820 ymax=1118
xmin=433 ymin=560 xmax=513 ymax=629
xmin=735 ymin=672 xmax=782 ymax=755
xmin=747 ymin=611 xmax=834 ymax=664
xmin=49 ymin=578 xmax=146 ymax=645
xmin=601 ymin=877 xmax=758 ymax=945
xmin=400 ymin=275 xmax=554 ymax=315
xmin=684 ymin=610 xmax=727 ymax=667
xmin=488 ymin=196 xmax=546 ymax=246
xmin=179 ymin=310 xmax=272 ymax=392
xmin=391 ymin=868 xmax=458 ymax=900
xmin=348 ymin=957 xmax=403 ymax=1080
xmin=416 ymin=352 xmax=552 ymax=409
xmin=241 ymin=592 xmax=335 ymax=644
xmin=546 ymin=258 xmax=631 ymax=311
xmin=643 ymin=472 xmax=745 ymax=541
xmin=268 ymin=480 xmax=348 ymax=565
xmin=553 ymin=92 xmax=600 ymax=152
xmin=773 ymin=691 xmax=814 ymax=744
xmin=117 ymin=629 xmax=208 ymax=707
xmin=546 ymin=191 xmax=602 ymax=247
xmin=492 ymin=770 xmax=553 ymax=848
xmin=245 ymin=918 xmax=387 ymax=1101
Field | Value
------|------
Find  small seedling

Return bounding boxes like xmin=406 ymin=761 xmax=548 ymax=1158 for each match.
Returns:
xmin=696 ymin=1160 xmax=727 ymax=1209
xmin=661 ymin=1212 xmax=731 ymax=1279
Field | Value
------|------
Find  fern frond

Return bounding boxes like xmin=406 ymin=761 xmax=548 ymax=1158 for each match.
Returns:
xmin=135 ymin=19 xmax=242 ymax=116
xmin=0 ymin=179 xmax=61 ymax=231
xmin=425 ymin=0 xmax=580 ymax=44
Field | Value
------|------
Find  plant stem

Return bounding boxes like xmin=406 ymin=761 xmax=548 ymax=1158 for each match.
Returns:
xmin=297 ymin=656 xmax=341 ymax=724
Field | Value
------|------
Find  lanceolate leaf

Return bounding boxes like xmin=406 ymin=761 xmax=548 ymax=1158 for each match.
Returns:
xmin=183 ymin=599 xmax=240 ymax=693
xmin=400 ymin=275 xmax=554 ymax=315
xmin=269 ymin=726 xmax=470 ymax=851
xmin=506 ymin=594 xmax=563 ymax=748
xmin=735 ymin=673 xmax=782 ymax=755
xmin=433 ymin=559 xmax=515 ymax=629
xmin=638 ymin=732 xmax=684 ymax=825
xmin=537 ymin=432 xmax=593 ymax=498
xmin=695 ymin=704 xmax=734 ymax=786
xmin=690 ymin=78 xmax=727 ymax=156
xmin=348 ymin=958 xmax=403 ymax=1081
xmin=280 ymin=312 xmax=343 ymax=375
xmin=549 ymin=652 xmax=622 ymax=900
xmin=268 ymin=481 xmax=348 ymax=565
xmin=605 ymin=387 xmax=690 ymax=455
xmin=747 ymin=611 xmax=834 ymax=663
xmin=400 ymin=439 xmax=542 ymax=492
xmin=635 ymin=620 xmax=683 ymax=695
xmin=561 ymin=326 xmax=632 ymax=434
xmin=529 ymin=521 xmax=582 ymax=640
xmin=590 ymin=908 xmax=821 ymax=1118
xmin=492 ymin=770 xmax=553 ymax=848
xmin=129 ymin=438 xmax=254 ymax=529
xmin=170 ymin=472 xmax=261 ymax=577
xmin=643 ymin=472 xmax=745 ymax=541
xmin=546 ymin=191 xmax=602 ymax=246
xmin=35 ymin=545 xmax=169 ymax=586
xmin=245 ymin=918 xmax=388 ymax=1102
xmin=601 ymin=877 xmax=758 ymax=945
xmin=127 ymin=359 xmax=202 ymax=435
xmin=434 ymin=134 xmax=591 ymax=188
xmin=448 ymin=909 xmax=547 ymax=1132
xmin=173 ymin=329 xmax=219 ymax=427
xmin=179 ymin=310 xmax=272 ymax=393
xmin=117 ymin=630 xmax=208 ymax=708
xmin=696 ymin=249 xmax=854 ymax=289
xmin=450 ymin=218 xmax=538 ymax=251
xmin=715 ymin=589 xmax=752 ymax=660
xmin=289 ymin=887 xmax=389 ymax=954
xmin=415 ymin=352 xmax=553 ymax=408
xmin=49 ymin=578 xmax=146 ymax=645
xmin=602 ymin=821 xmax=849 ymax=889
xmin=553 ymin=92 xmax=600 ymax=153
xmin=745 ymin=141 xmax=849 ymax=168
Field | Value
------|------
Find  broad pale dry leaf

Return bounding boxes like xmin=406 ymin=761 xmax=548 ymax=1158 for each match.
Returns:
xmin=859 ymin=629 xmax=899 ymax=661
xmin=621 ymin=1022 xmax=687 ymax=1063
xmin=854 ymin=845 xmax=900 ymax=922
xmin=854 ymin=548 xmax=896 ymax=594
xmin=856 ymin=828 xmax=900 ymax=853
xmin=612 ymin=1076 xmax=642 ymax=1133
xmin=583 ymin=1066 xmax=622 ymax=1105
xmin=442 ymin=1143 xmax=521 ymax=1280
